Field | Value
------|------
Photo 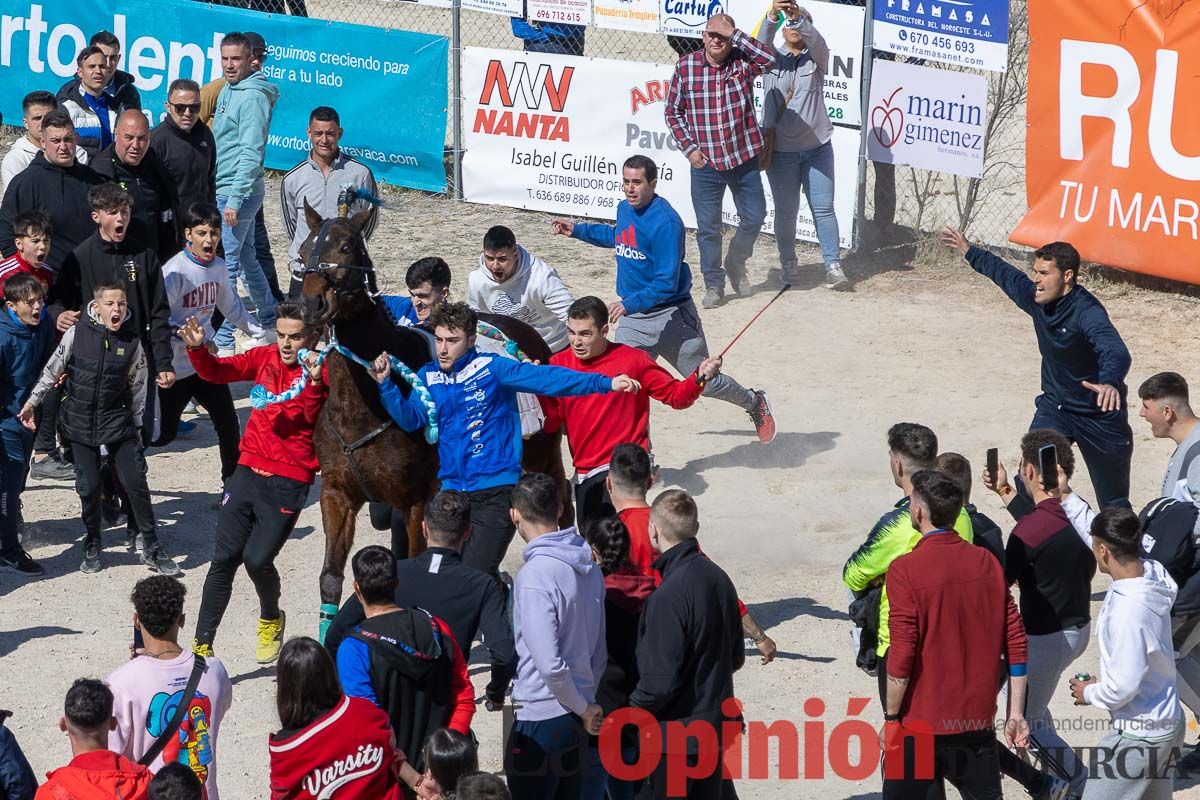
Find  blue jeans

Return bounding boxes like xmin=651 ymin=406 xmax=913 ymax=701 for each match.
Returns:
xmin=0 ymin=427 xmax=33 ymax=556
xmin=505 ymin=713 xmax=585 ymax=799
xmin=690 ymin=158 xmax=766 ymax=290
xmin=216 ymin=188 xmax=274 ymax=349
xmin=584 ymin=742 xmax=641 ymax=800
xmin=766 ymin=141 xmax=840 ymax=268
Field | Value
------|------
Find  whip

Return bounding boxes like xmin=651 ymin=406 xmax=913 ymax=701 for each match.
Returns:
xmin=716 ymin=283 xmax=792 ymax=360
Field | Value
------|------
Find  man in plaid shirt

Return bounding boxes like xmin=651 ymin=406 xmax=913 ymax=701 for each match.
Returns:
xmin=665 ymin=14 xmax=775 ymax=310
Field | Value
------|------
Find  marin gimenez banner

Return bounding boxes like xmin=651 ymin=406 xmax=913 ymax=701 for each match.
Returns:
xmin=0 ymin=0 xmax=449 ymax=191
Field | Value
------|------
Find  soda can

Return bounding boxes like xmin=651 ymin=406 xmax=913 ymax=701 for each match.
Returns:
xmin=1074 ymin=672 xmax=1093 ymax=682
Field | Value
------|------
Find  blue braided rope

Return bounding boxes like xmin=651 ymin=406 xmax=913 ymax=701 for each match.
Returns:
xmin=476 ymin=321 xmax=526 ymax=361
xmin=248 ymin=340 xmax=439 ymax=445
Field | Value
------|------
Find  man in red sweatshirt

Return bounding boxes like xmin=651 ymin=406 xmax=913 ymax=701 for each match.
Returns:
xmin=884 ymin=470 xmax=1029 ymax=798
xmin=541 ymin=295 xmax=721 ymax=525
xmin=184 ymin=300 xmax=327 ymax=663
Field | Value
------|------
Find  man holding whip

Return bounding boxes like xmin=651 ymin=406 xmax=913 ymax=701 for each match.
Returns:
xmin=553 ymin=154 xmax=778 ymax=443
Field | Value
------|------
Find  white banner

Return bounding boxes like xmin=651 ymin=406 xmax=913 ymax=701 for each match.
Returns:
xmin=527 ymin=0 xmax=592 ymax=26
xmin=659 ymin=0 xmax=718 ymax=38
xmin=865 ymin=58 xmax=986 ymax=178
xmin=463 ymin=47 xmax=856 ymax=248
xmin=593 ymin=0 xmax=660 ymax=33
xmin=462 ymin=0 xmax=522 ymax=17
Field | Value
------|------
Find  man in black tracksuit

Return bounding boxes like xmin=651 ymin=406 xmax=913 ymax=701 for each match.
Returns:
xmin=631 ymin=490 xmax=744 ymax=800
xmin=941 ymin=228 xmax=1133 ymax=509
xmin=325 ymin=490 xmax=517 ymax=709
xmin=92 ymin=111 xmax=180 ymax=262
xmin=149 ymin=79 xmax=217 ymax=224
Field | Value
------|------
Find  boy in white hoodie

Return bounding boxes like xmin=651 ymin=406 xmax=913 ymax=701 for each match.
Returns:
xmin=156 ymin=203 xmax=265 ymax=483
xmin=1070 ymin=508 xmax=1184 ymax=800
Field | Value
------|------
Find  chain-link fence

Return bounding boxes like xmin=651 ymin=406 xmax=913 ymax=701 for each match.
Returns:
xmin=280 ymin=0 xmax=1030 ymax=252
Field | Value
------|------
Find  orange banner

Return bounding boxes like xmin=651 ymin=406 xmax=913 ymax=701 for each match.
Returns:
xmin=1012 ymin=0 xmax=1200 ymax=283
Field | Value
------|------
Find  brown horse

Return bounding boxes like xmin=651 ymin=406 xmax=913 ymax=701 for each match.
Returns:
xmin=297 ymin=203 xmax=573 ymax=637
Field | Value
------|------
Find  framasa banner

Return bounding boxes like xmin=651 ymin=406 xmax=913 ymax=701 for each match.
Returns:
xmin=0 ymin=0 xmax=449 ymax=191
xmin=462 ymin=47 xmax=856 ymax=247
xmin=872 ymin=0 xmax=1009 ymax=73
xmin=1011 ymin=0 xmax=1200 ymax=283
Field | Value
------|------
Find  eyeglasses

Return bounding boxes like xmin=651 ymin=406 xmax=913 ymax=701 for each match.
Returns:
xmin=171 ymin=103 xmax=201 ymax=114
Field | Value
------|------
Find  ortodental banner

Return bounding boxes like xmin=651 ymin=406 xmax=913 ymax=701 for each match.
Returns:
xmin=1011 ymin=0 xmax=1200 ymax=283
xmin=872 ymin=0 xmax=1010 ymax=73
xmin=462 ymin=47 xmax=856 ymax=247
xmin=865 ymin=58 xmax=988 ymax=178
xmin=0 ymin=0 xmax=449 ymax=191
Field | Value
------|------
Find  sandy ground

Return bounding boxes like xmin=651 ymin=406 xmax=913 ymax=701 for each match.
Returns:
xmin=4 ymin=168 xmax=1200 ymax=799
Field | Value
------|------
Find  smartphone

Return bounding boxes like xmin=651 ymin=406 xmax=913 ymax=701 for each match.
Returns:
xmin=1038 ymin=444 xmax=1058 ymax=492
xmin=133 ymin=625 xmax=144 ymax=651
xmin=986 ymin=448 xmax=998 ymax=479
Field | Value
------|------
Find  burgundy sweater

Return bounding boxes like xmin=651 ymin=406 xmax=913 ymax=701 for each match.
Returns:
xmin=886 ymin=531 xmax=1028 ymax=734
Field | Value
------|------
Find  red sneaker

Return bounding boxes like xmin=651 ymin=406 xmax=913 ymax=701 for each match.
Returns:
xmin=749 ymin=390 xmax=777 ymax=444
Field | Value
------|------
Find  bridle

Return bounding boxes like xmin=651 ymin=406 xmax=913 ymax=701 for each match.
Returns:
xmin=299 ymin=191 xmax=379 ymax=306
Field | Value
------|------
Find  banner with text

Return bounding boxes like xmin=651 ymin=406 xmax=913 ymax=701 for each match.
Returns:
xmin=462 ymin=48 xmax=856 ymax=247
xmin=528 ymin=0 xmax=592 ymax=26
xmin=872 ymin=0 xmax=1009 ymax=72
xmin=1011 ymin=0 xmax=1200 ymax=283
xmin=659 ymin=0 xmax=721 ymax=38
xmin=0 ymin=0 xmax=450 ymax=191
xmin=593 ymin=0 xmax=661 ymax=33
xmin=865 ymin=58 xmax=987 ymax=178
xmin=464 ymin=0 xmax=524 ymax=17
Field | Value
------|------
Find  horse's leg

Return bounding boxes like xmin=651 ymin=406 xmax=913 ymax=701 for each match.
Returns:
xmin=318 ymin=484 xmax=359 ymax=642
xmin=405 ymin=496 xmax=427 ymax=560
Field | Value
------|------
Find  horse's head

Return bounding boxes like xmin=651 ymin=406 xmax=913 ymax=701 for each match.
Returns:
xmin=297 ymin=199 xmax=376 ymax=326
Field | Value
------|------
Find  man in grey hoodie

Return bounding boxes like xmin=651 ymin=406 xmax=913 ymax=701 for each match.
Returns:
xmin=211 ymin=32 xmax=279 ymax=353
xmin=505 ymin=472 xmax=606 ymax=799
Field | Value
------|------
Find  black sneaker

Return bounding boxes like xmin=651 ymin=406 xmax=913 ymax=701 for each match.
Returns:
xmin=0 ymin=549 xmax=45 ymax=576
xmin=30 ymin=453 xmax=75 ymax=481
xmin=80 ymin=540 xmax=102 ymax=573
xmin=125 ymin=529 xmax=140 ymax=553
xmin=141 ymin=545 xmax=182 ymax=577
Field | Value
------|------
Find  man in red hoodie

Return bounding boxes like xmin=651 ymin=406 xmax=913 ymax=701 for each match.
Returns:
xmin=541 ymin=296 xmax=721 ymax=525
xmin=38 ymin=678 xmax=151 ymax=800
xmin=184 ymin=300 xmax=327 ymax=663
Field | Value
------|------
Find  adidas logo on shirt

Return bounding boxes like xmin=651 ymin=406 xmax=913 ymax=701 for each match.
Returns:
xmin=614 ymin=225 xmax=647 ymax=261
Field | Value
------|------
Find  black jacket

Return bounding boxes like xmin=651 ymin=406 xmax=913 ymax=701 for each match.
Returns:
xmin=967 ymin=505 xmax=1006 ymax=570
xmin=326 ymin=547 xmax=516 ymax=704
xmin=56 ymin=70 xmax=141 ymax=114
xmin=61 ymin=313 xmax=143 ymax=447
xmin=630 ymin=538 xmax=744 ymax=727
xmin=0 ymin=154 xmax=105 ymax=268
xmin=149 ymin=118 xmax=217 ymax=224
xmin=91 ymin=146 xmax=180 ymax=262
xmin=51 ymin=234 xmax=173 ymax=373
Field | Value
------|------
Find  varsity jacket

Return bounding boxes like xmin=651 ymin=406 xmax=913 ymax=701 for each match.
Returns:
xmin=280 ymin=151 xmax=378 ymax=270
xmin=843 ymin=498 xmax=974 ymax=657
xmin=0 ymin=153 xmax=105 ymax=268
xmin=91 ymin=146 xmax=180 ymax=261
xmin=188 ymin=345 xmax=327 ymax=483
xmin=53 ymin=233 xmax=174 ymax=374
xmin=149 ymin=117 xmax=217 ymax=221
xmin=378 ymin=348 xmax=611 ymax=492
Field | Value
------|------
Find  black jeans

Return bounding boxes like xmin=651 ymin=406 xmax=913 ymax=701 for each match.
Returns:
xmin=255 ymin=206 xmax=284 ymax=303
xmin=461 ymin=484 xmax=516 ymax=578
xmin=505 ymin=713 xmax=585 ymax=800
xmin=883 ymin=729 xmax=1002 ymax=800
xmin=153 ymin=374 xmax=242 ymax=482
xmin=1025 ymin=396 xmax=1134 ymax=510
xmin=0 ymin=428 xmax=33 ymax=556
xmin=194 ymin=466 xmax=309 ymax=645
xmin=72 ymin=438 xmax=158 ymax=546
xmin=573 ymin=471 xmax=615 ymax=532
xmin=33 ymin=386 xmax=64 ymax=457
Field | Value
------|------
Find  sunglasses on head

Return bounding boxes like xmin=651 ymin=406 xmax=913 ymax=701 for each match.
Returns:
xmin=171 ymin=103 xmax=201 ymax=114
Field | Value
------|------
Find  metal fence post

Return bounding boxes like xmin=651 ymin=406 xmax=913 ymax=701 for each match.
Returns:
xmin=451 ymin=0 xmax=464 ymax=200
xmin=853 ymin=0 xmax=875 ymax=251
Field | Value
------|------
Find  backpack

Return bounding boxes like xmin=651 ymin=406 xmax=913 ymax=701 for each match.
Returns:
xmin=1139 ymin=497 xmax=1200 ymax=615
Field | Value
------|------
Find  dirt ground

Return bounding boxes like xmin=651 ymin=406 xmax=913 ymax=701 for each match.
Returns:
xmin=4 ymin=168 xmax=1200 ymax=798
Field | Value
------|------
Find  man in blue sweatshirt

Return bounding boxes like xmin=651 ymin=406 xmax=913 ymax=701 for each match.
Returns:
xmin=504 ymin=472 xmax=605 ymax=799
xmin=553 ymin=154 xmax=777 ymax=443
xmin=212 ymin=32 xmax=280 ymax=354
xmin=369 ymin=302 xmax=640 ymax=577
xmin=940 ymin=227 xmax=1134 ymax=509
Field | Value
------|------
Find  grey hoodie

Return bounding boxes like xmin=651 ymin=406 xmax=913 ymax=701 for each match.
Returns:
xmin=1084 ymin=559 xmax=1182 ymax=738
xmin=512 ymin=527 xmax=607 ymax=721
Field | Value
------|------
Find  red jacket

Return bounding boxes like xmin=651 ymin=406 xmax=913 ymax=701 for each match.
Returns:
xmin=268 ymin=695 xmax=402 ymax=800
xmin=188 ymin=344 xmax=327 ymax=483
xmin=0 ymin=253 xmax=55 ymax=291
xmin=886 ymin=531 xmax=1028 ymax=735
xmin=36 ymin=750 xmax=151 ymax=800
xmin=542 ymin=343 xmax=703 ymax=473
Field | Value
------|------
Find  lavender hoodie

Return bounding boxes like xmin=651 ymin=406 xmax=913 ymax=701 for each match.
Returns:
xmin=512 ymin=527 xmax=607 ymax=721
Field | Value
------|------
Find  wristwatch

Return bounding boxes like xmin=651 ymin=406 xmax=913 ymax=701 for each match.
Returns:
xmin=883 ymin=712 xmax=901 ymax=722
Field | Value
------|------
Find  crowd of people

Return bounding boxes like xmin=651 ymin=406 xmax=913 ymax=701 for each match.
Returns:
xmin=2 ymin=4 xmax=1198 ymax=800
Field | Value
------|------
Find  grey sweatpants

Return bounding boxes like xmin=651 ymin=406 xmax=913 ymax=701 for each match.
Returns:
xmin=1082 ymin=719 xmax=1183 ymax=800
xmin=613 ymin=299 xmax=756 ymax=412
